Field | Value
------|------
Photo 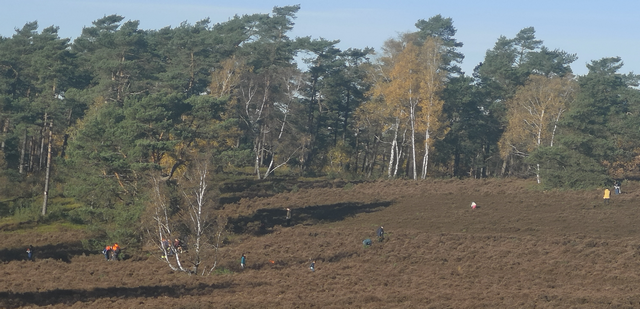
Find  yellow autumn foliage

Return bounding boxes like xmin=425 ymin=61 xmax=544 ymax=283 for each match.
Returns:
xmin=499 ymin=74 xmax=577 ymax=159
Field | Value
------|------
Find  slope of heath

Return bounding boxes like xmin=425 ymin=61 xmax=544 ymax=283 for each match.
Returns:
xmin=2 ymin=178 xmax=640 ymax=308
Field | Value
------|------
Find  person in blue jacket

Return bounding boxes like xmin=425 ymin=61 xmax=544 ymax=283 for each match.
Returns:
xmin=102 ymin=245 xmax=111 ymax=261
xmin=310 ymin=260 xmax=316 ymax=272
xmin=27 ymin=245 xmax=33 ymax=261
xmin=240 ymin=253 xmax=246 ymax=269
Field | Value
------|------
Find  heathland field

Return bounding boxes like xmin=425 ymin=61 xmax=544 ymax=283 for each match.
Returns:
xmin=3 ymin=178 xmax=640 ymax=308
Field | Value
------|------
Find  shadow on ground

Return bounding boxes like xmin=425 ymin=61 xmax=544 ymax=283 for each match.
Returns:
xmin=218 ymin=178 xmax=365 ymax=205
xmin=229 ymin=201 xmax=392 ymax=235
xmin=0 ymin=282 xmax=233 ymax=308
xmin=0 ymin=242 xmax=93 ymax=263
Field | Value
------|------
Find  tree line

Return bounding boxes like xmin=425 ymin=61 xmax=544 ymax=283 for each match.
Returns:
xmin=1 ymin=5 xmax=639 ymax=245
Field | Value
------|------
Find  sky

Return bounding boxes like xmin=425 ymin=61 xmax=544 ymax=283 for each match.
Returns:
xmin=1 ymin=0 xmax=638 ymax=77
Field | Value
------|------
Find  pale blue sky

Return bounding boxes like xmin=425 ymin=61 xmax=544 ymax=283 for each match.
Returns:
xmin=1 ymin=0 xmax=638 ymax=76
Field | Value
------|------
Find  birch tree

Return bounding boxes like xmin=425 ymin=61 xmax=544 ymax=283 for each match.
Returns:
xmin=498 ymin=74 xmax=577 ymax=183
xmin=371 ymin=35 xmax=418 ymax=178
xmin=150 ymin=176 xmax=189 ymax=273
xmin=417 ymin=37 xmax=447 ymax=179
xmin=373 ymin=35 xmax=447 ymax=179
xmin=149 ymin=158 xmax=227 ymax=275
xmin=388 ymin=41 xmax=421 ymax=179
xmin=353 ymin=81 xmax=393 ymax=177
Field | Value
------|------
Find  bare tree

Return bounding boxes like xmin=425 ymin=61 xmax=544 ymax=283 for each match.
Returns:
xmin=498 ymin=74 xmax=576 ymax=183
xmin=148 ymin=158 xmax=227 ymax=275
xmin=150 ymin=176 xmax=189 ymax=273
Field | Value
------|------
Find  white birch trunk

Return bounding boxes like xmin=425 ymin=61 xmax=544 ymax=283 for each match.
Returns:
xmin=387 ymin=118 xmax=399 ymax=178
xmin=151 ymin=177 xmax=187 ymax=272
xmin=394 ymin=129 xmax=407 ymax=177
xmin=550 ymin=109 xmax=563 ymax=147
xmin=421 ymin=127 xmax=430 ymax=179
xmin=409 ymin=98 xmax=417 ymax=180
xmin=535 ymin=109 xmax=544 ymax=184
xmin=186 ymin=162 xmax=208 ymax=274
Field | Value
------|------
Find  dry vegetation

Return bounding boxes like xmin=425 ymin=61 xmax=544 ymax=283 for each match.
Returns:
xmin=3 ymin=178 xmax=640 ymax=308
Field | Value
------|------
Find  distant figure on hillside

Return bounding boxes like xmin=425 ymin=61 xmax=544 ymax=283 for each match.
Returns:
xmin=173 ymin=238 xmax=182 ymax=254
xmin=604 ymin=188 xmax=611 ymax=204
xmin=162 ymin=238 xmax=171 ymax=257
xmin=112 ymin=243 xmax=121 ymax=261
xmin=240 ymin=253 xmax=246 ymax=270
xmin=310 ymin=260 xmax=315 ymax=272
xmin=377 ymin=226 xmax=384 ymax=242
xmin=614 ymin=181 xmax=621 ymax=195
xmin=103 ymin=245 xmax=111 ymax=261
xmin=27 ymin=245 xmax=33 ymax=261
xmin=285 ymin=208 xmax=292 ymax=227
xmin=471 ymin=202 xmax=477 ymax=209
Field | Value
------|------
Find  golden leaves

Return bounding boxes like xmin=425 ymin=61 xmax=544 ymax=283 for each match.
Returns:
xmin=499 ymin=74 xmax=577 ymax=158
xmin=210 ymin=56 xmax=252 ymax=98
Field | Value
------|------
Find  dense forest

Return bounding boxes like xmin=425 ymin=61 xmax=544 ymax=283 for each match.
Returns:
xmin=1 ymin=5 xmax=639 ymax=247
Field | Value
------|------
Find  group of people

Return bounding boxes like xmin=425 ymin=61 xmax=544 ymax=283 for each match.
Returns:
xmin=161 ymin=238 xmax=183 ymax=257
xmin=603 ymin=181 xmax=623 ymax=204
xmin=239 ymin=226 xmax=385 ymax=273
xmin=159 ymin=207 xmax=384 ymax=273
xmin=102 ymin=243 xmax=121 ymax=261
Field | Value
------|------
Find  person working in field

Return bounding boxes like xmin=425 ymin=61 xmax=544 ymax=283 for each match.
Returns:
xmin=162 ymin=238 xmax=171 ymax=257
xmin=240 ymin=253 xmax=246 ymax=269
xmin=603 ymin=188 xmax=611 ymax=204
xmin=112 ymin=243 xmax=121 ymax=261
xmin=173 ymin=238 xmax=182 ymax=254
xmin=103 ymin=245 xmax=111 ymax=261
xmin=377 ymin=226 xmax=384 ymax=242
xmin=285 ymin=208 xmax=292 ymax=227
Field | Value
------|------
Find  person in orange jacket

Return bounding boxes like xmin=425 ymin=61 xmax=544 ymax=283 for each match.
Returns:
xmin=112 ymin=243 xmax=121 ymax=261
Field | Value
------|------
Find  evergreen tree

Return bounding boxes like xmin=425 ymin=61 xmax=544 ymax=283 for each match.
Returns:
xmin=531 ymin=57 xmax=639 ymax=188
xmin=475 ymin=27 xmax=577 ymax=177
xmin=72 ymin=15 xmax=157 ymax=105
xmin=233 ymin=5 xmax=302 ymax=178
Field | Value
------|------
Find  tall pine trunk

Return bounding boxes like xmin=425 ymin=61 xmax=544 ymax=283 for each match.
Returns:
xmin=19 ymin=129 xmax=27 ymax=174
xmin=42 ymin=121 xmax=53 ymax=216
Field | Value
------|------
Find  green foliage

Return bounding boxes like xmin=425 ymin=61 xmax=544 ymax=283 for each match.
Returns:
xmin=434 ymin=75 xmax=498 ymax=177
xmin=415 ymin=14 xmax=464 ymax=75
xmin=213 ymin=267 xmax=234 ymax=275
xmin=549 ymin=57 xmax=640 ymax=186
xmin=342 ymin=183 xmax=354 ymax=190
xmin=70 ymin=199 xmax=146 ymax=249
xmin=475 ymin=27 xmax=576 ymax=102
xmin=218 ymin=149 xmax=254 ymax=168
xmin=10 ymin=198 xmax=40 ymax=222
xmin=528 ymin=146 xmax=609 ymax=189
